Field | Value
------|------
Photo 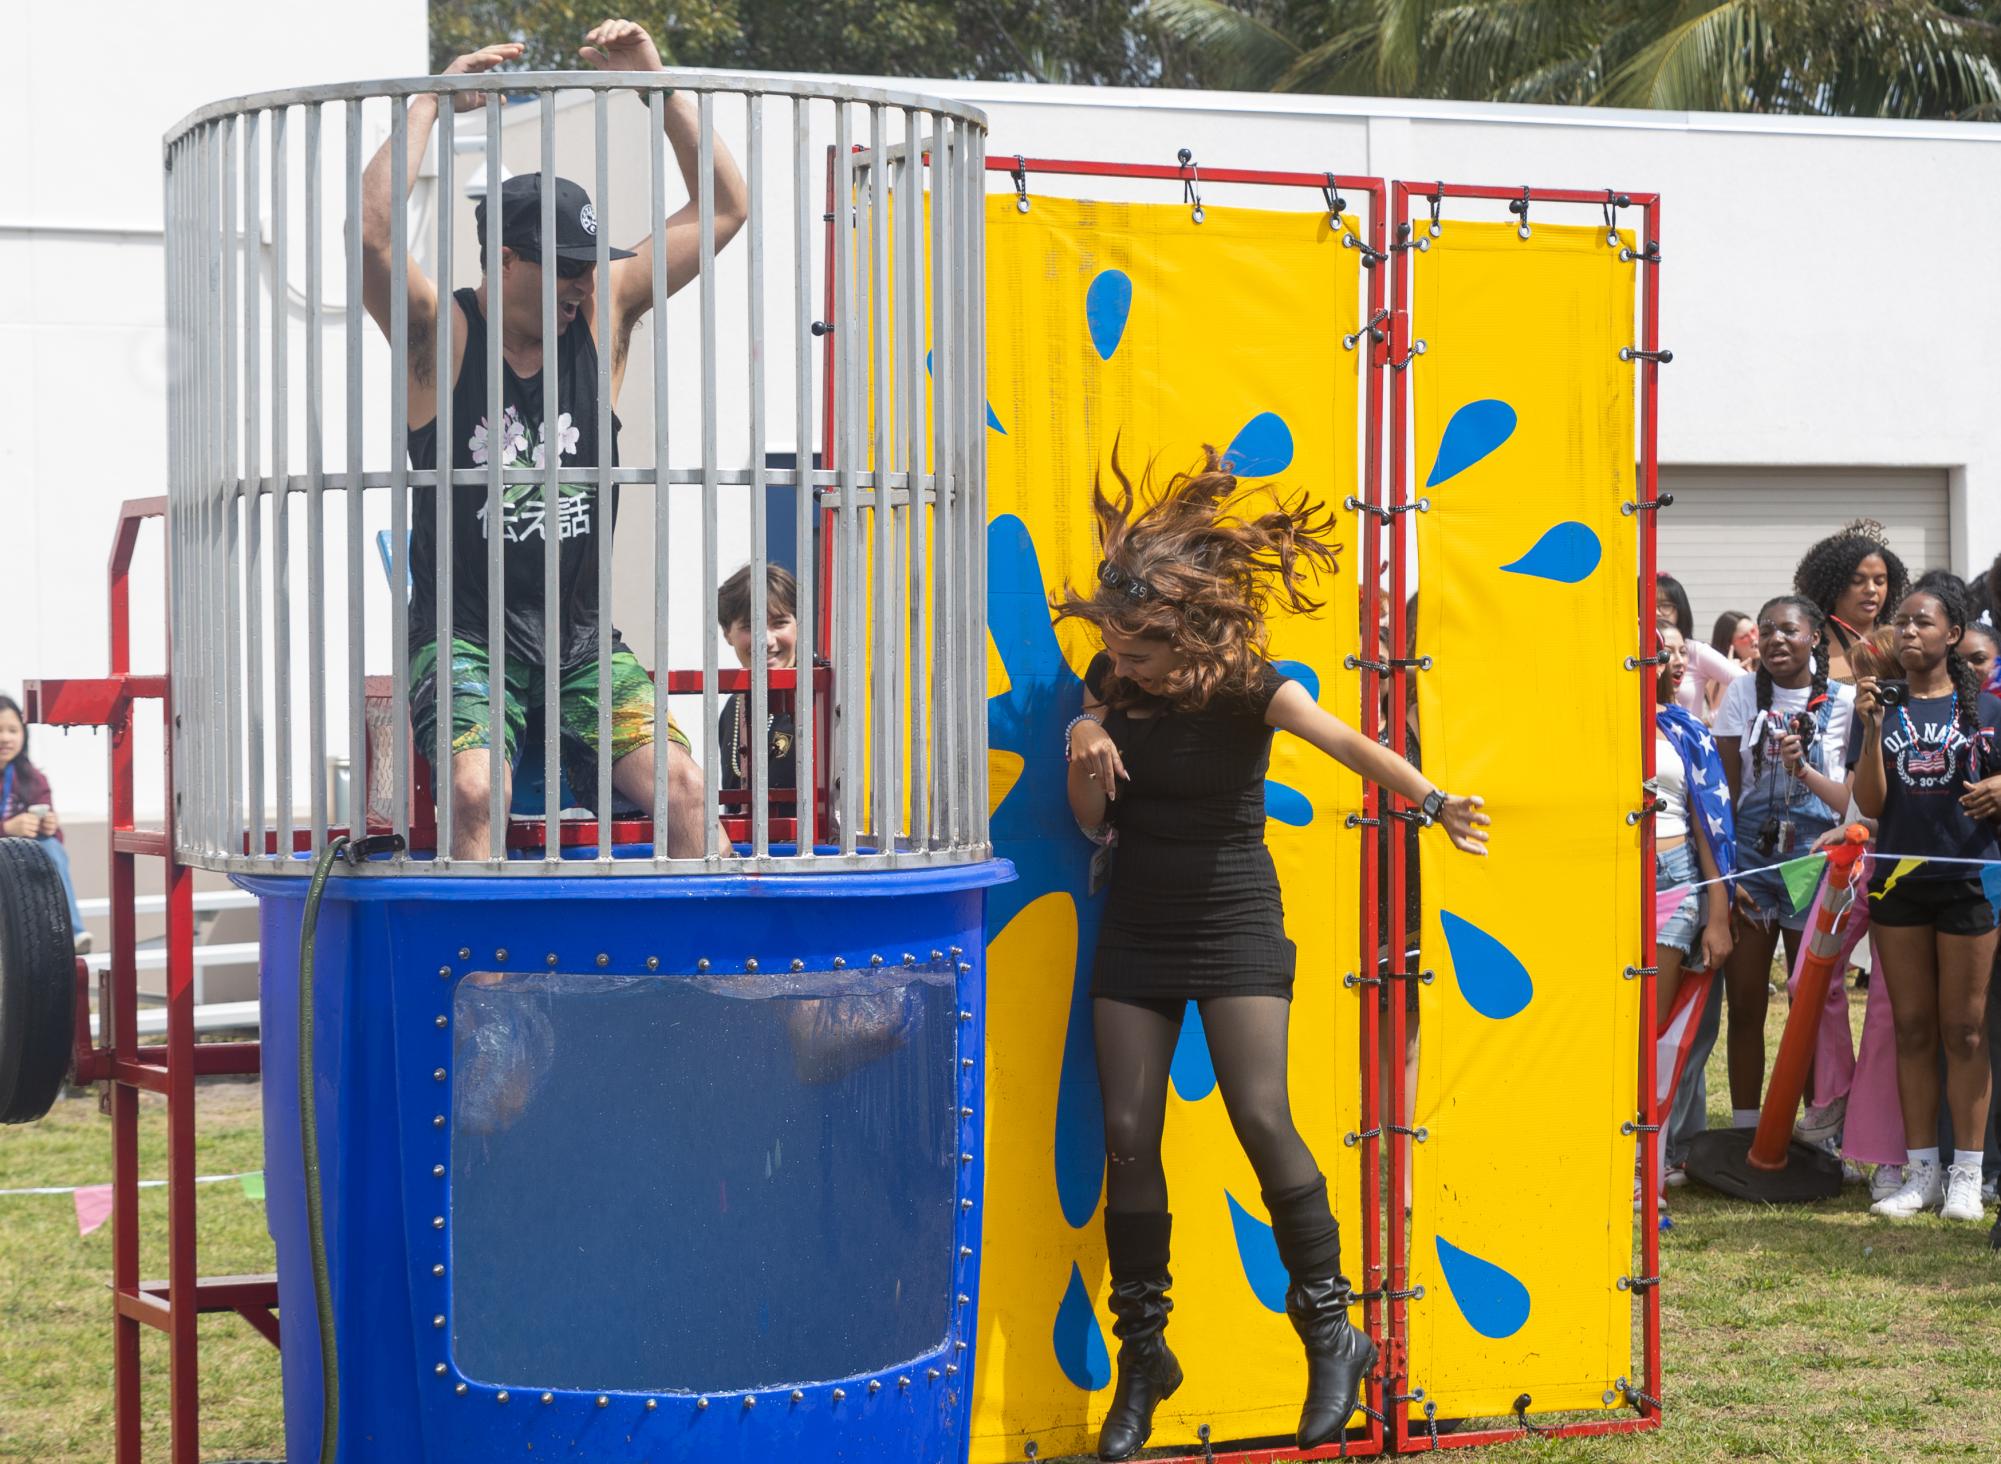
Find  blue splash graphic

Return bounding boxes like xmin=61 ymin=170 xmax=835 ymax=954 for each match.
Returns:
xmin=1223 ymin=412 xmax=1294 ymax=478
xmin=1426 ymin=400 xmax=1517 ymax=487
xmin=1434 ymin=1236 xmax=1532 ymax=1339
xmin=1273 ymin=659 xmax=1320 ymax=703
xmin=1086 ymin=270 xmax=1133 ymax=361
xmin=1439 ymin=910 xmax=1534 ymax=1020
xmin=1169 ymin=1003 xmax=1215 ymax=1102
xmin=1264 ymin=782 xmax=1313 ymax=826
xmin=1226 ymin=1193 xmax=1290 ymax=1314
xmin=1501 ymin=521 xmax=1601 ymax=584
xmin=986 ymin=515 xmax=1105 ymax=1229
xmin=1053 ymin=1263 xmax=1113 ymax=1390
xmin=1980 ymin=862 xmax=2001 ymax=913
xmin=927 ymin=349 xmax=1009 ymax=436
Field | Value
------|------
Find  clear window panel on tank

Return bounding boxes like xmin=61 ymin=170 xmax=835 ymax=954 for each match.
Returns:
xmin=448 ymin=966 xmax=957 ymax=1391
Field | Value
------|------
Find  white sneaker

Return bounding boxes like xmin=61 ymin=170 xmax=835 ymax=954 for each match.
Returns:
xmin=1632 ymin=1176 xmax=1666 ymax=1213
xmin=1663 ymin=1161 xmax=1689 ymax=1189
xmin=1794 ymin=1095 xmax=1847 ymax=1146
xmin=1941 ymin=1163 xmax=1986 ymax=1222
xmin=1869 ymin=1164 xmax=1905 ymax=1204
xmin=1870 ymin=1159 xmax=1943 ymax=1218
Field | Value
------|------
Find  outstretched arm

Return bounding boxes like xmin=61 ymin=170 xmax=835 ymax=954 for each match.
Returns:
xmin=580 ymin=20 xmax=749 ymax=337
xmin=1265 ymin=679 xmax=1489 ymax=855
xmin=360 ymin=41 xmax=524 ymax=425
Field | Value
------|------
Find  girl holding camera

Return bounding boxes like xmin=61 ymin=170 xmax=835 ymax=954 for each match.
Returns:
xmin=1851 ymin=582 xmax=2001 ymax=1221
xmin=1712 ymin=597 xmax=1855 ymax=1125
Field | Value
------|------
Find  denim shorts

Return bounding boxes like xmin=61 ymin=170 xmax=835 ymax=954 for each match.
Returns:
xmin=1735 ymin=823 xmax=1835 ymax=934
xmin=1655 ymin=840 xmax=1706 ymax=957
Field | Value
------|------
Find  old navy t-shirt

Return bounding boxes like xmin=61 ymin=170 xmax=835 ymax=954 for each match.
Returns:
xmin=1846 ymin=689 xmax=2001 ymax=883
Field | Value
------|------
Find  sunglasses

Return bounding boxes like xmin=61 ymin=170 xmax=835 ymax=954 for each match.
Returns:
xmin=516 ymin=250 xmax=596 ymax=281
xmin=1098 ymin=562 xmax=1175 ymax=606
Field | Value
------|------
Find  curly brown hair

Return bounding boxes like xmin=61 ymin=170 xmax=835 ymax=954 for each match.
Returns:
xmin=1053 ymin=443 xmax=1342 ymax=712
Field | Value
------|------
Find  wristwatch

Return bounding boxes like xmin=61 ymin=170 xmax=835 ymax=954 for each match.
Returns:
xmin=1419 ymin=789 xmax=1448 ymax=825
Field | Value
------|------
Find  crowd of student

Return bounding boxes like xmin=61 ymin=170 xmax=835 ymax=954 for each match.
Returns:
xmin=1649 ymin=521 xmax=2001 ymax=1230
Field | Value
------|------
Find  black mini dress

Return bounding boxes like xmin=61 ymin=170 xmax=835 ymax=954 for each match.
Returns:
xmin=1086 ymin=652 xmax=1297 ymax=1002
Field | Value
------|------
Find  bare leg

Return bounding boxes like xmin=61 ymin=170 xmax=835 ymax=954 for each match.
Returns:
xmin=1875 ymin=923 xmax=1943 ymax=1149
xmin=1654 ymin=945 xmax=1687 ymax=1034
xmin=1723 ymin=913 xmax=1781 ymax=1111
xmin=1937 ymin=928 xmax=1999 ymax=1151
xmin=449 ymin=748 xmax=512 ymax=862
xmin=611 ymin=741 xmax=716 ymax=858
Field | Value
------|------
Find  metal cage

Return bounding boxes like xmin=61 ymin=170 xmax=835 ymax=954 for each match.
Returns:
xmin=162 ymin=71 xmax=989 ymax=876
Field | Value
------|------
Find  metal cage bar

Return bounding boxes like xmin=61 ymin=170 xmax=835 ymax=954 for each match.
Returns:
xmin=162 ymin=74 xmax=989 ymax=877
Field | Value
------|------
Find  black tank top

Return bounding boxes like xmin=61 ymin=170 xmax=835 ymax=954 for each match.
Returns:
xmin=407 ymin=287 xmax=621 ymax=670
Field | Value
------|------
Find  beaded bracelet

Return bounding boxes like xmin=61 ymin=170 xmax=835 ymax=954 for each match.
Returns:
xmin=1062 ymin=712 xmax=1103 ymax=759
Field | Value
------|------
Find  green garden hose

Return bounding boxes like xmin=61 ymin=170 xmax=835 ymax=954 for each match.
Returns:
xmin=299 ymin=835 xmax=347 ymax=1462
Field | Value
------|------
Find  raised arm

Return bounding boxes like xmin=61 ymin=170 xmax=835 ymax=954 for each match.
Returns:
xmin=1265 ymin=679 xmax=1488 ymax=856
xmin=579 ymin=20 xmax=749 ymax=337
xmin=360 ymin=42 xmax=523 ymax=425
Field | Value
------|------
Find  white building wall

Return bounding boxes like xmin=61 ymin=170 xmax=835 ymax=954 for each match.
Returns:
xmin=1 ymin=0 xmax=428 ymax=826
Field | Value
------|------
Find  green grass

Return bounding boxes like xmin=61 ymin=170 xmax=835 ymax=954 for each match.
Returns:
xmin=2 ymin=989 xmax=1999 ymax=1462
xmin=0 ymin=1080 xmax=285 ymax=1462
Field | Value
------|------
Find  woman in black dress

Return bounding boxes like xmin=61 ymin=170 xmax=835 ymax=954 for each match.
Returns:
xmin=1058 ymin=449 xmax=1490 ymax=1459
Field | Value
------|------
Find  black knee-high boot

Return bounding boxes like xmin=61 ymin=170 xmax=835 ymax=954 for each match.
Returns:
xmin=1267 ymin=1174 xmax=1376 ymax=1450
xmin=1098 ymin=1210 xmax=1182 ymax=1462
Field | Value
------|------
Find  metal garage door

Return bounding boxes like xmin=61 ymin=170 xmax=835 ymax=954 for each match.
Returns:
xmin=1657 ymin=466 xmax=1952 ymax=642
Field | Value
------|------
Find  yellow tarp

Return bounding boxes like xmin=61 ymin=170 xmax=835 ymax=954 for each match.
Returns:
xmin=1408 ymin=221 xmax=1643 ymax=1419
xmin=974 ymin=195 xmax=1368 ymax=1460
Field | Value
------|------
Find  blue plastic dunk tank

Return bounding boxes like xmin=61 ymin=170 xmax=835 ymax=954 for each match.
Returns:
xmin=246 ymin=860 xmax=1011 ymax=1462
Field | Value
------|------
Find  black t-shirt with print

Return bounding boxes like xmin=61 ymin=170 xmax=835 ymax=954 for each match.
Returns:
xmin=407 ymin=287 xmax=621 ymax=671
xmin=1847 ymin=689 xmax=2001 ymax=883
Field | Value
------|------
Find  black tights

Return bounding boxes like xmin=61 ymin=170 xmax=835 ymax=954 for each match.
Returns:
xmin=1096 ymin=994 xmax=1322 ymax=1213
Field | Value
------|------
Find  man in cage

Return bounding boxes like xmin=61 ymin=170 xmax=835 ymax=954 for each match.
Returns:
xmin=361 ymin=18 xmax=746 ymax=859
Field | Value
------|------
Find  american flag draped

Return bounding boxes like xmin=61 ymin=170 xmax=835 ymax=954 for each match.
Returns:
xmin=1655 ymin=701 xmax=1737 ymax=887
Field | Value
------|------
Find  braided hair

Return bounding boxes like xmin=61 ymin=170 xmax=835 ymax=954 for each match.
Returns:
xmin=1792 ymin=524 xmax=1909 ymax=646
xmin=1894 ymin=580 xmax=1985 ymax=780
xmin=1749 ymin=595 xmax=1830 ymax=778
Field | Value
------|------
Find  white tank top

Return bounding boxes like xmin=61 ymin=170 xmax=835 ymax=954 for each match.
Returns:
xmin=1654 ymin=733 xmax=1689 ymax=839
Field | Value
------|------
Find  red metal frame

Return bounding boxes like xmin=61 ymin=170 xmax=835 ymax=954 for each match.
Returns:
xmin=24 ymin=498 xmax=279 ymax=1464
xmin=973 ymin=154 xmax=1392 ymax=1461
xmin=1384 ymin=182 xmax=1663 ymax=1451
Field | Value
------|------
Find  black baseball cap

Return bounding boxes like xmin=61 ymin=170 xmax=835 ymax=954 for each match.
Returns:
xmin=474 ymin=174 xmax=635 ymax=263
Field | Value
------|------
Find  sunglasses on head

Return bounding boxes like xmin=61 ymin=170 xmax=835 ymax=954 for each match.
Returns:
xmin=516 ymin=249 xmax=596 ymax=280
xmin=1098 ymin=562 xmax=1175 ymax=606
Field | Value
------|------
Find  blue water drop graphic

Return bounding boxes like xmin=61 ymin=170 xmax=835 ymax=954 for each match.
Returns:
xmin=1264 ymin=781 xmax=1313 ymax=827
xmin=1226 ymin=1193 xmax=1290 ymax=1314
xmin=1169 ymin=1002 xmax=1216 ymax=1102
xmin=1439 ymin=910 xmax=1534 ymax=1020
xmin=1434 ymin=1236 xmax=1531 ymax=1339
xmin=1426 ymin=400 xmax=1517 ymax=487
xmin=1272 ymin=659 xmax=1320 ymax=703
xmin=1223 ymin=412 xmax=1293 ymax=478
xmin=1501 ymin=521 xmax=1601 ymax=584
xmin=927 ymin=349 xmax=1008 ymax=436
xmin=1053 ymin=1262 xmax=1113 ymax=1390
xmin=1086 ymin=270 xmax=1133 ymax=361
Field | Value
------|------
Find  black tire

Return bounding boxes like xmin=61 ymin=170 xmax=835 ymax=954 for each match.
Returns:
xmin=0 ymin=836 xmax=79 ymax=1124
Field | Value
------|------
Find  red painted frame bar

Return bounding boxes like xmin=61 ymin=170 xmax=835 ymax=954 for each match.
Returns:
xmin=1385 ymin=183 xmax=1663 ymax=1450
xmin=23 ymin=498 xmax=282 ymax=1464
xmin=976 ymin=154 xmax=1391 ymax=1460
